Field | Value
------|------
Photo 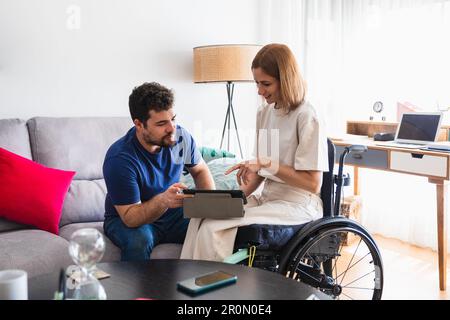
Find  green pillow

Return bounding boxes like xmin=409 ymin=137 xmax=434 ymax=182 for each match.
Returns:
xmin=199 ymin=146 xmax=235 ymax=163
xmin=180 ymin=158 xmax=240 ymax=190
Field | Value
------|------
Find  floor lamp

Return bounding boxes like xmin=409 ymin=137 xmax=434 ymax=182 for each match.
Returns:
xmin=193 ymin=44 xmax=262 ymax=158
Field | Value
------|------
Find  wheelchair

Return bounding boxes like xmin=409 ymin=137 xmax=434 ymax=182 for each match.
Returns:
xmin=232 ymin=139 xmax=384 ymax=300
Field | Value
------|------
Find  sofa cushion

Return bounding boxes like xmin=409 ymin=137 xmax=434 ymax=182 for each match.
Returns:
xmin=59 ymin=179 xmax=107 ymax=227
xmin=27 ymin=117 xmax=131 ymax=180
xmin=0 ymin=119 xmax=32 ymax=159
xmin=0 ymin=147 xmax=75 ymax=235
xmin=199 ymin=146 xmax=235 ymax=163
xmin=0 ymin=230 xmax=73 ymax=278
xmin=59 ymin=222 xmax=121 ymax=263
xmin=0 ymin=218 xmax=33 ymax=233
xmin=181 ymin=157 xmax=240 ymax=190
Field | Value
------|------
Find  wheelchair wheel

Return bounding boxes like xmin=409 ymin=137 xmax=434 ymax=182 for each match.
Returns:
xmin=285 ymin=226 xmax=383 ymax=300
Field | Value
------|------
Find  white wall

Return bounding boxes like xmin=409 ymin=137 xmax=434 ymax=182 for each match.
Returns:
xmin=0 ymin=0 xmax=262 ymax=157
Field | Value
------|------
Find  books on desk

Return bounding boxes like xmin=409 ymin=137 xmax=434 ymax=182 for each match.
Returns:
xmin=420 ymin=143 xmax=450 ymax=152
xmin=375 ymin=141 xmax=425 ymax=149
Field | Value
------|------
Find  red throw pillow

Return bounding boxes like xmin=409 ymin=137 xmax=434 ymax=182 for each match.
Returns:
xmin=0 ymin=147 xmax=75 ymax=235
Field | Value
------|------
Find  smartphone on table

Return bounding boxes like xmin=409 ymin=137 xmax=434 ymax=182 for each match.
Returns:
xmin=177 ymin=270 xmax=237 ymax=295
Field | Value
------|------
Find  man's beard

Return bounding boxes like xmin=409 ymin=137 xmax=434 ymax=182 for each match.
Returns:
xmin=142 ymin=131 xmax=176 ymax=148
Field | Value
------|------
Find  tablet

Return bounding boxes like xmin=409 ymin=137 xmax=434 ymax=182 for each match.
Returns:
xmin=182 ymin=189 xmax=247 ymax=219
xmin=183 ymin=189 xmax=247 ymax=205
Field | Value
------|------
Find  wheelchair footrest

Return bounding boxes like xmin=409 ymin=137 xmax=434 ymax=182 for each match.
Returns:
xmin=223 ymin=248 xmax=249 ymax=264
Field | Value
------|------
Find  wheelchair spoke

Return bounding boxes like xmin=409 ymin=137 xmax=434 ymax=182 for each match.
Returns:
xmin=335 ymin=251 xmax=372 ymax=280
xmin=341 ymin=269 xmax=376 ymax=288
xmin=340 ymin=291 xmax=354 ymax=300
xmin=334 ymin=261 xmax=338 ymax=284
xmin=339 ymin=238 xmax=362 ymax=286
xmin=332 ymin=242 xmax=343 ymax=272
xmin=297 ymin=266 xmax=322 ymax=283
xmin=343 ymin=286 xmax=375 ymax=291
xmin=332 ymin=240 xmax=344 ymax=280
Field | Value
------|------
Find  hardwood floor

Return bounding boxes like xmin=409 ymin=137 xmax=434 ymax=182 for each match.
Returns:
xmin=373 ymin=234 xmax=450 ymax=300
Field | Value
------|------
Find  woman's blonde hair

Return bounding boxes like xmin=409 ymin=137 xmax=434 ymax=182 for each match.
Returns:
xmin=251 ymin=43 xmax=305 ymax=112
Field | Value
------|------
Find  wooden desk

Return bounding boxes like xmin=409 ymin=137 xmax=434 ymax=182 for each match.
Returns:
xmin=332 ymin=137 xmax=449 ymax=290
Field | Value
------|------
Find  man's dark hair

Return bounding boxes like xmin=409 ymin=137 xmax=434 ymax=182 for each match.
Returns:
xmin=128 ymin=82 xmax=174 ymax=125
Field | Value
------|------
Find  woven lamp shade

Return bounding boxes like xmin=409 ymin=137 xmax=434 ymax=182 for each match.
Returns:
xmin=193 ymin=44 xmax=262 ymax=83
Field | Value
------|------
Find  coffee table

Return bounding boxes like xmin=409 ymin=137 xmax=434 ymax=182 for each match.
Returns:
xmin=28 ymin=259 xmax=330 ymax=300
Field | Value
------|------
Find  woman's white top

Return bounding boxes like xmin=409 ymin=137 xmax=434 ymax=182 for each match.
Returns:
xmin=255 ymin=100 xmax=329 ymax=195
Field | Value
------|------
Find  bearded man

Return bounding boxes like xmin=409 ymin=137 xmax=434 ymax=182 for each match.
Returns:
xmin=103 ymin=82 xmax=214 ymax=261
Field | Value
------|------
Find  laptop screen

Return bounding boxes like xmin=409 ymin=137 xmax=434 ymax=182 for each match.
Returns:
xmin=396 ymin=112 xmax=443 ymax=144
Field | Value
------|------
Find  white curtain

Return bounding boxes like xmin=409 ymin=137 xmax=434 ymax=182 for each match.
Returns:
xmin=261 ymin=0 xmax=450 ymax=250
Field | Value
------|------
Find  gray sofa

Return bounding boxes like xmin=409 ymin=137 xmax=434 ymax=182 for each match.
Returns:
xmin=0 ymin=117 xmax=186 ymax=278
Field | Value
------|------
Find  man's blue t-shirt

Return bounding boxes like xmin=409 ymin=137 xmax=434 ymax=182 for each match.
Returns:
xmin=103 ymin=125 xmax=201 ymax=220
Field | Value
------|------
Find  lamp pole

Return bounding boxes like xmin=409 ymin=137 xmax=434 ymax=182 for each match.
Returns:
xmin=219 ymin=81 xmax=243 ymax=158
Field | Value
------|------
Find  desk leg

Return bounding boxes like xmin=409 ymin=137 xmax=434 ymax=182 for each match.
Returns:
xmin=353 ymin=167 xmax=360 ymax=196
xmin=429 ymin=178 xmax=448 ymax=290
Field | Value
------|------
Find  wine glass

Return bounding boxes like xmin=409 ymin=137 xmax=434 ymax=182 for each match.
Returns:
xmin=65 ymin=228 xmax=107 ymax=300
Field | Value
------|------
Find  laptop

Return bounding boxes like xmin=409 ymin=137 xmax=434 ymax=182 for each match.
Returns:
xmin=376 ymin=112 xmax=443 ymax=149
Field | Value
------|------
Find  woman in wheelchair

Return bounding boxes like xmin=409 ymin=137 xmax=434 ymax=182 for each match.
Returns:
xmin=181 ymin=44 xmax=383 ymax=300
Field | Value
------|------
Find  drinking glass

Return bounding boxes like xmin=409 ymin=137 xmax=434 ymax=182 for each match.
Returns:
xmin=65 ymin=228 xmax=107 ymax=300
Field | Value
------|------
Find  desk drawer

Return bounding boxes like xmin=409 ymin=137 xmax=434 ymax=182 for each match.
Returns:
xmin=336 ymin=146 xmax=388 ymax=169
xmin=390 ymin=151 xmax=448 ymax=178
